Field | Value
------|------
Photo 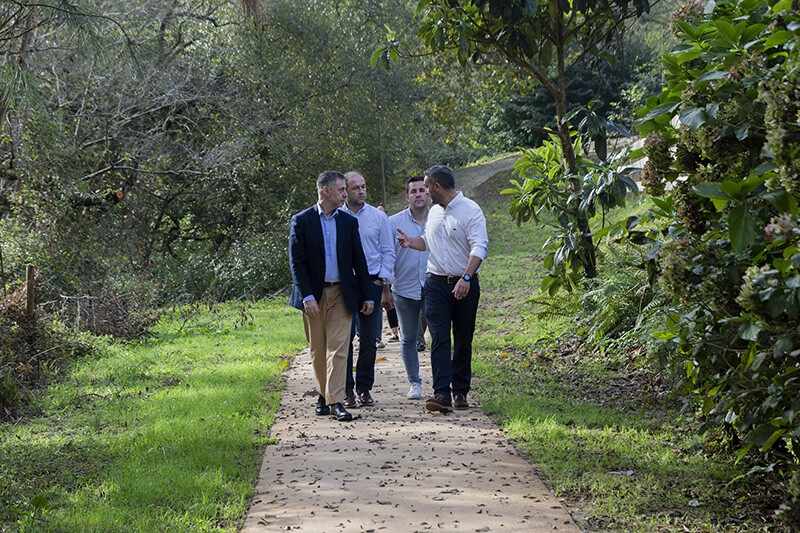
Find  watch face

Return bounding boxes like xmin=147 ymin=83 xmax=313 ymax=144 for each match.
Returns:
xmin=463 ymin=274 xmax=470 ymax=281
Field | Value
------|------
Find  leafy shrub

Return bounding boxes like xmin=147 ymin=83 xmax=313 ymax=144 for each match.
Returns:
xmin=634 ymin=0 xmax=800 ymax=506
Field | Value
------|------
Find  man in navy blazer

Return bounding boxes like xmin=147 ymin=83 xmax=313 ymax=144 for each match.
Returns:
xmin=289 ymin=170 xmax=374 ymax=421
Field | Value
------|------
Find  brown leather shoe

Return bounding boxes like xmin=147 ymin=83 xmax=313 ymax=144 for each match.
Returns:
xmin=453 ymin=392 xmax=469 ymax=410
xmin=425 ymin=393 xmax=453 ymax=413
xmin=343 ymin=388 xmax=357 ymax=408
xmin=357 ymin=390 xmax=375 ymax=407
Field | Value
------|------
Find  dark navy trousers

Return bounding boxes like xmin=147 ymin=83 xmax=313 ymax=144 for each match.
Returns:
xmin=422 ymin=276 xmax=480 ymax=401
xmin=346 ymin=282 xmax=383 ymax=393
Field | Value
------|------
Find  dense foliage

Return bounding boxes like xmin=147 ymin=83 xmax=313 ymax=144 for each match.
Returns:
xmin=0 ymin=0 xmax=470 ymax=308
xmin=377 ymin=0 xmax=659 ymax=283
xmin=634 ymin=0 xmax=800 ymax=511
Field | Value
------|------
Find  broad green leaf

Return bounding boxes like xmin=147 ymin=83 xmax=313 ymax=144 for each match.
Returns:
xmin=763 ymin=428 xmax=787 ymax=450
xmin=773 ymin=257 xmax=792 ymax=273
xmin=736 ymin=443 xmax=754 ymax=463
xmin=735 ymin=124 xmax=749 ymax=141
xmin=680 ymin=107 xmax=706 ymax=130
xmin=370 ymin=48 xmax=383 ymax=68
xmin=742 ymin=343 xmax=756 ymax=370
xmin=650 ymin=196 xmax=674 ymax=212
xmin=675 ymin=20 xmax=697 ymax=39
xmin=676 ymin=48 xmax=703 ymax=64
xmin=640 ymin=101 xmax=680 ymax=122
xmin=764 ymin=30 xmax=794 ymax=49
xmin=738 ymin=320 xmax=761 ymax=341
xmin=749 ymin=424 xmax=787 ymax=451
xmin=694 ymin=182 xmax=732 ymax=211
xmin=561 ymin=106 xmax=582 ymax=124
xmin=762 ymin=189 xmax=799 ymax=215
xmin=714 ymin=20 xmax=739 ymax=45
xmin=694 ymin=71 xmax=729 ymax=84
xmin=735 ymin=173 xmax=769 ymax=196
xmin=729 ymin=204 xmax=758 ymax=252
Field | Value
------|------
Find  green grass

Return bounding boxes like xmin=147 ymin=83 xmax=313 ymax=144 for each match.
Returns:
xmin=0 ymin=300 xmax=305 ymax=532
xmin=469 ymin=172 xmax=775 ymax=531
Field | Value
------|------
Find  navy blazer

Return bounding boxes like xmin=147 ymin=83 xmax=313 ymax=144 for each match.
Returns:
xmin=289 ymin=205 xmax=372 ymax=315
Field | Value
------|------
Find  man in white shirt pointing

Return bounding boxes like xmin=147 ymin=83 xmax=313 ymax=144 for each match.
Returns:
xmin=396 ymin=165 xmax=488 ymax=412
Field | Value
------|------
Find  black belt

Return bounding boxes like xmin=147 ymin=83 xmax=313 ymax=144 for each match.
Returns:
xmin=428 ymin=273 xmax=476 ymax=284
xmin=324 ymin=281 xmax=341 ymax=287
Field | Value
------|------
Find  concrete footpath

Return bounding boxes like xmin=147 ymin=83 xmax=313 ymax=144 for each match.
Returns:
xmin=241 ymin=334 xmax=580 ymax=533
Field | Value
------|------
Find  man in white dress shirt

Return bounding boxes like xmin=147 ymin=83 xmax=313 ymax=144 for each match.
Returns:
xmin=342 ymin=171 xmax=395 ymax=408
xmin=396 ymin=165 xmax=488 ymax=412
xmin=388 ymin=176 xmax=429 ymax=400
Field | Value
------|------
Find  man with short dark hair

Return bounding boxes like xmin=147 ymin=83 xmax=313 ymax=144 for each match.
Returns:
xmin=388 ymin=176 xmax=429 ymax=399
xmin=289 ymin=170 xmax=374 ymax=422
xmin=396 ymin=165 xmax=488 ymax=412
xmin=341 ymin=171 xmax=395 ymax=408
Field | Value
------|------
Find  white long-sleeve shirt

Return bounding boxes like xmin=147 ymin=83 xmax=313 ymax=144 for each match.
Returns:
xmin=421 ymin=192 xmax=488 ymax=277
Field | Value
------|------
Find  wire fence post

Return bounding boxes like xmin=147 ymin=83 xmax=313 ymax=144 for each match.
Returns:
xmin=0 ymin=243 xmax=6 ymax=299
xmin=25 ymin=264 xmax=35 ymax=316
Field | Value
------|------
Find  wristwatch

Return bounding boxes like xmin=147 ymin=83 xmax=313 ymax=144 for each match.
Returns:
xmin=462 ymin=274 xmax=471 ymax=282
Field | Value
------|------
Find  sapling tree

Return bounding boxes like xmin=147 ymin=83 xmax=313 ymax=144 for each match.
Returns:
xmin=374 ymin=0 xmax=652 ymax=282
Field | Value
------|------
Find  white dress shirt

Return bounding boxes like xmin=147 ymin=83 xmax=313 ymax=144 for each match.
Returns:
xmin=342 ymin=202 xmax=396 ymax=282
xmin=389 ymin=207 xmax=428 ymax=300
xmin=422 ymin=192 xmax=488 ymax=277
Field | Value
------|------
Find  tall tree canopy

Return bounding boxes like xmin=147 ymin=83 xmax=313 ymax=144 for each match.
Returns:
xmin=0 ymin=0 xmax=455 ymax=302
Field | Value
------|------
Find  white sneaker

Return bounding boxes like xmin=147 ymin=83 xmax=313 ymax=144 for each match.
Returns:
xmin=407 ymin=383 xmax=422 ymax=399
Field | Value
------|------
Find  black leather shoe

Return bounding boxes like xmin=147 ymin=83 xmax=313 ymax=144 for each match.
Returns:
xmin=357 ymin=390 xmax=375 ymax=407
xmin=343 ymin=388 xmax=357 ymax=408
xmin=329 ymin=402 xmax=353 ymax=422
xmin=315 ymin=394 xmax=330 ymax=416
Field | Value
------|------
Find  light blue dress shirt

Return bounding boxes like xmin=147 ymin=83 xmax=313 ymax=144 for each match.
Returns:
xmin=302 ymin=203 xmax=340 ymax=303
xmin=389 ymin=208 xmax=428 ymax=300
xmin=342 ymin=203 xmax=395 ymax=282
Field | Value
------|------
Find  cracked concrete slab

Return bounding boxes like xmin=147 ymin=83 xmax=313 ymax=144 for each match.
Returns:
xmin=242 ymin=334 xmax=580 ymax=533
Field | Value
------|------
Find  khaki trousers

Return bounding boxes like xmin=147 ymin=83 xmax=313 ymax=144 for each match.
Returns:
xmin=302 ymin=284 xmax=352 ymax=405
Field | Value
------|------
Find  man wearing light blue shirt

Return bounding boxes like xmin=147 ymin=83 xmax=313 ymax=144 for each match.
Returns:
xmin=341 ymin=171 xmax=396 ymax=408
xmin=388 ymin=176 xmax=429 ymax=399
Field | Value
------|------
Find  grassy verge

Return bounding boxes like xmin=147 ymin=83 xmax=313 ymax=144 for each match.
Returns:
xmin=470 ymin=171 xmax=777 ymax=531
xmin=0 ymin=300 xmax=305 ymax=532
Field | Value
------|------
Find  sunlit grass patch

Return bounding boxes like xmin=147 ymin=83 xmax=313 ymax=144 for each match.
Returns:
xmin=0 ymin=299 xmax=305 ymax=532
